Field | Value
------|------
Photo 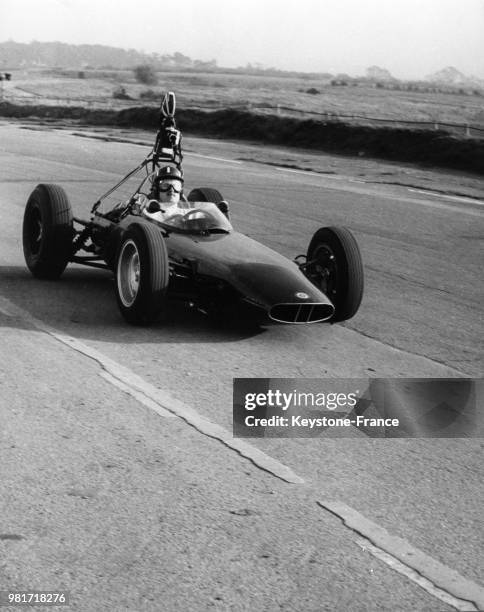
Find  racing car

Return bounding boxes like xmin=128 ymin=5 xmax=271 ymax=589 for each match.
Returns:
xmin=22 ymin=92 xmax=364 ymax=326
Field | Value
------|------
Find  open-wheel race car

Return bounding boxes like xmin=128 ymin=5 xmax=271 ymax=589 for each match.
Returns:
xmin=22 ymin=92 xmax=364 ymax=326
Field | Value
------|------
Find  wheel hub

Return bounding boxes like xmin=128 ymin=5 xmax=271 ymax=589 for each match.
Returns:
xmin=118 ymin=240 xmax=141 ymax=307
xmin=27 ymin=208 xmax=43 ymax=255
xmin=310 ymin=245 xmax=338 ymax=296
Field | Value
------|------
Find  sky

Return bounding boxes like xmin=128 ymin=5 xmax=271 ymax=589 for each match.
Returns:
xmin=1 ymin=0 xmax=483 ymax=79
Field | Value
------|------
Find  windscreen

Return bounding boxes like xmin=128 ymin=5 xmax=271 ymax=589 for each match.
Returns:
xmin=160 ymin=202 xmax=232 ymax=234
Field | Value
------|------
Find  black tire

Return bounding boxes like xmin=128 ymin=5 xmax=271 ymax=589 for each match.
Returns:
xmin=187 ymin=187 xmax=224 ymax=203
xmin=187 ymin=188 xmax=230 ymax=219
xmin=115 ymin=221 xmax=170 ymax=325
xmin=306 ymin=226 xmax=364 ymax=322
xmin=22 ymin=184 xmax=74 ymax=279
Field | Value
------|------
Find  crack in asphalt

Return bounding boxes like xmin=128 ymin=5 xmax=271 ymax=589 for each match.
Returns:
xmin=365 ymin=265 xmax=456 ymax=296
xmin=364 ymin=264 xmax=483 ymax=312
xmin=344 ymin=324 xmax=469 ymax=376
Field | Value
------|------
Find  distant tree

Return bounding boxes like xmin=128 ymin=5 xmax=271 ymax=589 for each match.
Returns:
xmin=172 ymin=52 xmax=193 ymax=67
xmin=139 ymin=88 xmax=158 ymax=100
xmin=193 ymin=59 xmax=218 ymax=70
xmin=133 ymin=64 xmax=157 ymax=85
xmin=112 ymin=86 xmax=131 ymax=100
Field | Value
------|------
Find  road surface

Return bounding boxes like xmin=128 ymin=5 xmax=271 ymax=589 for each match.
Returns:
xmin=0 ymin=121 xmax=482 ymax=611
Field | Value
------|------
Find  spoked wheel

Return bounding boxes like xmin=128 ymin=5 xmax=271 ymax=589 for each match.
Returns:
xmin=306 ymin=226 xmax=364 ymax=322
xmin=115 ymin=222 xmax=169 ymax=325
xmin=22 ymin=183 xmax=74 ymax=279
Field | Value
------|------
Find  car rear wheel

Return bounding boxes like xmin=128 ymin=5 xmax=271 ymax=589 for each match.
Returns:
xmin=22 ymin=183 xmax=74 ymax=279
xmin=187 ymin=187 xmax=224 ymax=203
xmin=187 ymin=187 xmax=229 ymax=219
xmin=306 ymin=226 xmax=364 ymax=322
xmin=115 ymin=222 xmax=169 ymax=325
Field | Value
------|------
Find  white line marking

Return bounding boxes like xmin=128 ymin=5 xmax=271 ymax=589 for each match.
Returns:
xmin=0 ymin=296 xmax=303 ymax=485
xmin=319 ymin=500 xmax=484 ymax=610
xmin=275 ymin=168 xmax=483 ymax=217
xmin=407 ymin=188 xmax=448 ymax=197
xmin=441 ymin=194 xmax=484 ymax=206
xmin=404 ymin=199 xmax=483 ymax=217
xmin=275 ymin=166 xmax=342 ymax=179
xmin=68 ymin=131 xmax=243 ymax=165
xmin=99 ymin=371 xmax=175 ymax=418
xmin=407 ymin=189 xmax=484 ymax=207
xmin=274 ymin=166 xmax=483 ymax=212
xmin=356 ymin=539 xmax=479 ymax=611
xmin=185 ymin=152 xmax=243 ymax=164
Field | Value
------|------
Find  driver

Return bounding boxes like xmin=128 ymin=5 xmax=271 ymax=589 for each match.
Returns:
xmin=142 ymin=165 xmax=188 ymax=221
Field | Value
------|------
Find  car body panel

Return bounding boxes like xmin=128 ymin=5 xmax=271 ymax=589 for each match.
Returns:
xmin=164 ymin=230 xmax=334 ymax=314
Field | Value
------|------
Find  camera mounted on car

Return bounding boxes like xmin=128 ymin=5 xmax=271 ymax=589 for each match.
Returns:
xmin=153 ymin=91 xmax=183 ymax=170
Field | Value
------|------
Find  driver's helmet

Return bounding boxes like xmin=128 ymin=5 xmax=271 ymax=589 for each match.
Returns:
xmin=151 ymin=165 xmax=184 ymax=199
xmin=156 ymin=165 xmax=184 ymax=183
xmin=155 ymin=165 xmax=183 ymax=189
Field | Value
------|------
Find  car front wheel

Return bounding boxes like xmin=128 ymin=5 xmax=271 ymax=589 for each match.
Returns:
xmin=115 ymin=222 xmax=169 ymax=325
xmin=306 ymin=226 xmax=364 ymax=322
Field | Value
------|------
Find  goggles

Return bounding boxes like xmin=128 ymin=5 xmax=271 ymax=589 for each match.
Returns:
xmin=159 ymin=182 xmax=182 ymax=194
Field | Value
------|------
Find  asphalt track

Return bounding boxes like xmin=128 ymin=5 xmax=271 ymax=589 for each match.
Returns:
xmin=0 ymin=122 xmax=483 ymax=611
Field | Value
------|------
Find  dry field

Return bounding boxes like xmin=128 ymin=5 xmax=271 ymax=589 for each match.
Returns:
xmin=4 ymin=69 xmax=484 ymax=128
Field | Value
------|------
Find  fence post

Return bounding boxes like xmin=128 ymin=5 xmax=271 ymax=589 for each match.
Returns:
xmin=434 ymin=122 xmax=439 ymax=131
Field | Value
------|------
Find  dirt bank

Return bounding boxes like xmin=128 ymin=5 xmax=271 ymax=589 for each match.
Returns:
xmin=1 ymin=101 xmax=482 ymax=175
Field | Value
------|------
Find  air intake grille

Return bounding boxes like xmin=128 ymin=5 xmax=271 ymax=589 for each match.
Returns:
xmin=270 ymin=303 xmax=334 ymax=324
